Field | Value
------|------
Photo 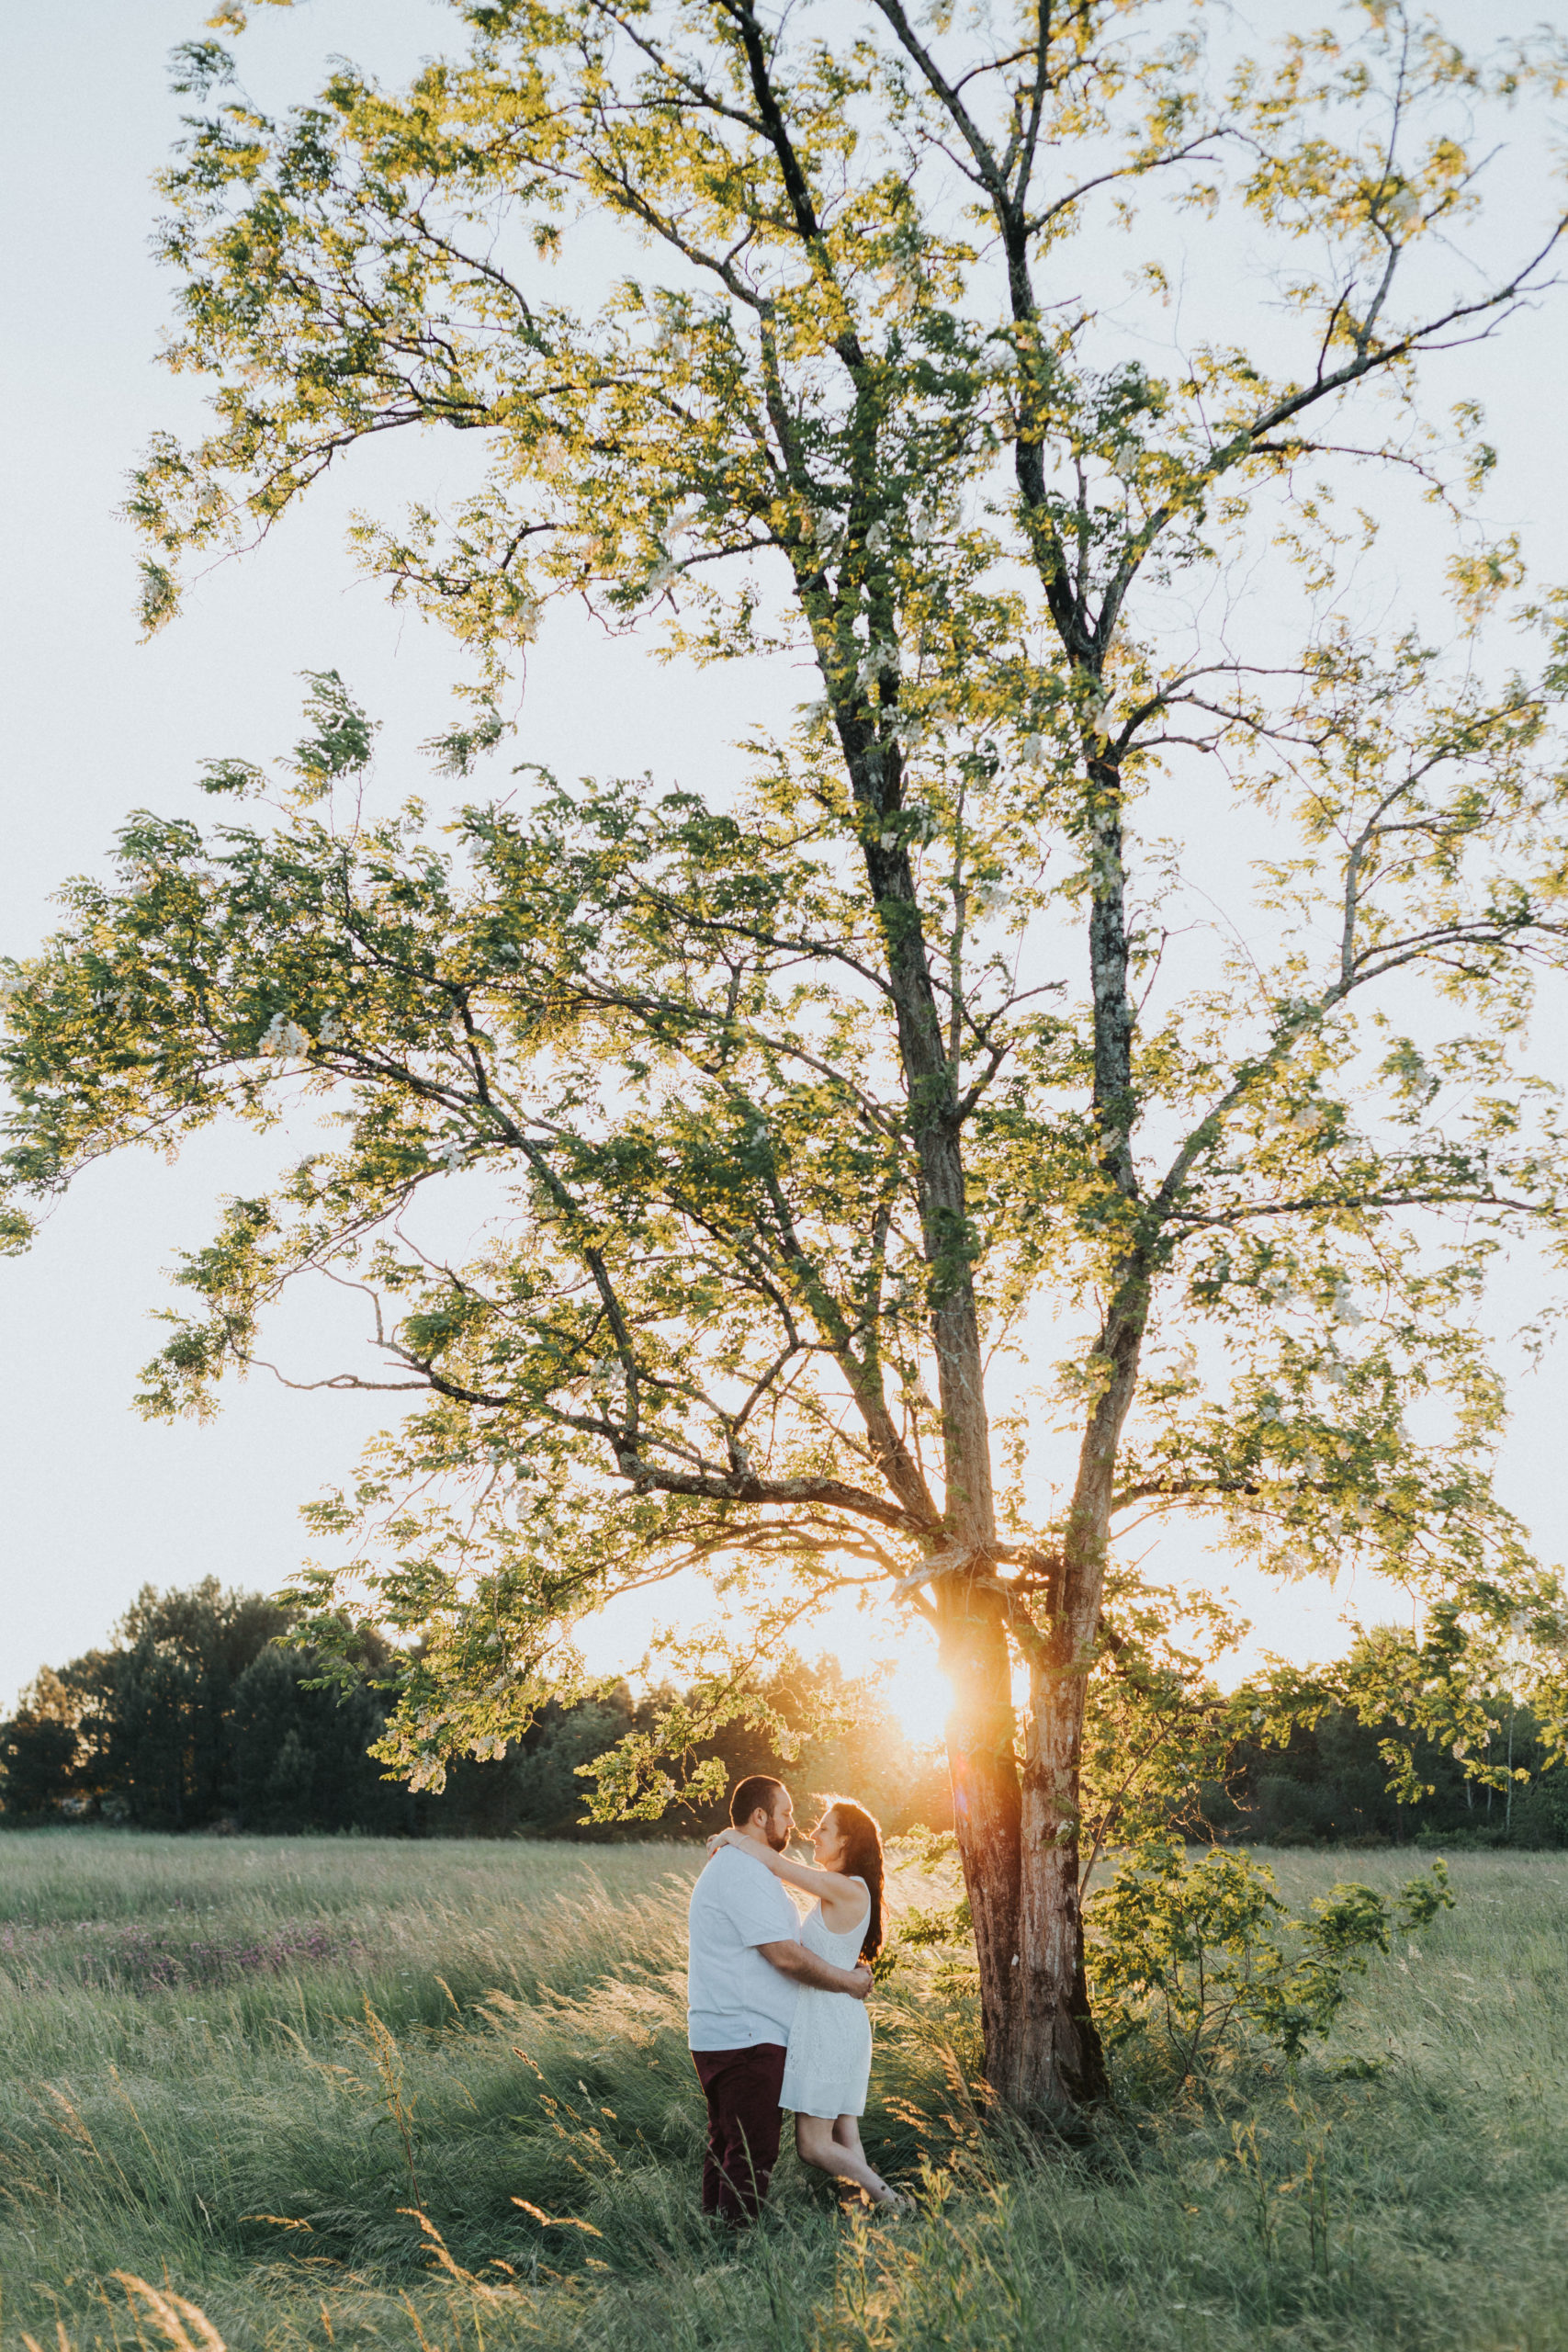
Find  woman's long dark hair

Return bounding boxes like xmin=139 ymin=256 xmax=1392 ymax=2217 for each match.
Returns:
xmin=819 ymin=1797 xmax=886 ymax=1963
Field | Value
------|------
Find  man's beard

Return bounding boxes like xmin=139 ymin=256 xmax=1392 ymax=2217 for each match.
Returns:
xmin=766 ymin=1817 xmax=790 ymax=1853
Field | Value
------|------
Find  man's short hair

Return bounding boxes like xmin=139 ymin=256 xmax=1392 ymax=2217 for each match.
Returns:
xmin=729 ymin=1774 xmax=786 ymax=1828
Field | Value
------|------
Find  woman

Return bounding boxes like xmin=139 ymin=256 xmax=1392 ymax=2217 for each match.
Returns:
xmin=707 ymin=1796 xmax=909 ymax=2213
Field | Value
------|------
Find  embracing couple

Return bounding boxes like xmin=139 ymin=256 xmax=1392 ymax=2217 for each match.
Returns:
xmin=686 ymin=1773 xmax=908 ymax=2222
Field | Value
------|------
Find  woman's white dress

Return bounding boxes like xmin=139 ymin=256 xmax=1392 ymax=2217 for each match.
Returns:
xmin=779 ymin=1882 xmax=873 ymax=2120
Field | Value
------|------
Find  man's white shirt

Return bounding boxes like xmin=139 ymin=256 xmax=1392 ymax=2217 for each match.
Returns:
xmin=686 ymin=1843 xmax=801 ymax=2051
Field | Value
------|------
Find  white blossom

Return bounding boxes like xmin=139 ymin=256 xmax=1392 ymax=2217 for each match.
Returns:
xmin=259 ymin=1011 xmax=311 ymax=1058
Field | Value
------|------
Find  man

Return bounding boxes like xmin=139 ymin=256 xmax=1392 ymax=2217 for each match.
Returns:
xmin=687 ymin=1773 xmax=873 ymax=2223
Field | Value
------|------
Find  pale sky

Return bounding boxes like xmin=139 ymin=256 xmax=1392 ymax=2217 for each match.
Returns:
xmin=3 ymin=0 xmax=1565 ymax=1734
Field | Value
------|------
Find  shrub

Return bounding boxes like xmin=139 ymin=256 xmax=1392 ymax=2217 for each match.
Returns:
xmin=1089 ymin=1843 xmax=1453 ymax=2076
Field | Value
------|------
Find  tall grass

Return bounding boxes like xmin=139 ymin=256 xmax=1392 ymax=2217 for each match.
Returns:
xmin=2 ymin=1831 xmax=1566 ymax=2352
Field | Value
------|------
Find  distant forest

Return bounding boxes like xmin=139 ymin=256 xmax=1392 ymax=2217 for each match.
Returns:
xmin=0 ymin=1580 xmax=951 ymax=1840
xmin=5 ymin=1579 xmax=1565 ymax=1847
xmin=1200 ymin=1704 xmax=1568 ymax=1850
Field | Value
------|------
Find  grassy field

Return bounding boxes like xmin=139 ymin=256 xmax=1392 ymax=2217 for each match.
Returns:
xmin=1 ymin=1832 xmax=1566 ymax=2352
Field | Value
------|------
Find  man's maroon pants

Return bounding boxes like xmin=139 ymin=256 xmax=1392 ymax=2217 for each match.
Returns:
xmin=691 ymin=2042 xmax=787 ymax=2222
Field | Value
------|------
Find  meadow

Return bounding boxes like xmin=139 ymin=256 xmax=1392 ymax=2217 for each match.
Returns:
xmin=1 ymin=1831 xmax=1565 ymax=2352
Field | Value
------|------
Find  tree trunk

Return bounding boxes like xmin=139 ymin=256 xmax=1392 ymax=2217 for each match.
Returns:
xmin=938 ymin=1591 xmax=1024 ymax=2091
xmin=941 ymin=1592 xmax=1109 ymax=2118
xmin=840 ymin=707 xmax=1131 ymax=2117
xmin=1004 ymin=1274 xmax=1149 ymax=2112
xmin=1009 ymin=1654 xmax=1108 ymax=2112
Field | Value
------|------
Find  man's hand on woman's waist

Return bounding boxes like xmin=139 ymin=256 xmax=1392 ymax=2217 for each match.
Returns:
xmin=757 ymin=1939 xmax=873 ymax=2000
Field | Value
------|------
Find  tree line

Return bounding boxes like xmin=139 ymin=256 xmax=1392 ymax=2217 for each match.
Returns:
xmin=1202 ymin=1703 xmax=1568 ymax=1852
xmin=0 ymin=1580 xmax=951 ymax=1840
xmin=6 ymin=1577 xmax=1562 ymax=1851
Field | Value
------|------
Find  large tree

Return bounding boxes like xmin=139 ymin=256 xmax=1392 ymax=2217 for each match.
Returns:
xmin=6 ymin=0 xmax=1568 ymax=2115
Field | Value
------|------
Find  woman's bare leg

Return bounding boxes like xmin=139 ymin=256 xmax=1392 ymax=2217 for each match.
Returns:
xmin=794 ymin=2114 xmax=909 ymax=2211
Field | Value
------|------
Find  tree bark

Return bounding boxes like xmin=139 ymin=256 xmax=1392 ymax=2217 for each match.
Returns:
xmin=1004 ymin=1272 xmax=1150 ymax=2113
xmin=1012 ymin=1688 xmax=1107 ymax=2113
xmin=844 ymin=714 xmax=1129 ymax=2116
xmin=836 ymin=655 xmax=1134 ymax=2119
xmin=955 ymin=734 xmax=1146 ymax=2116
xmin=858 ymin=802 xmax=997 ymax=1549
xmin=840 ymin=730 xmax=1042 ymax=2101
xmin=937 ymin=1587 xmax=1025 ymax=2094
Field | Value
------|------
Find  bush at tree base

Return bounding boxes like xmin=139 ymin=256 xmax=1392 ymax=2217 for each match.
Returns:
xmin=1088 ymin=1844 xmax=1454 ymax=2077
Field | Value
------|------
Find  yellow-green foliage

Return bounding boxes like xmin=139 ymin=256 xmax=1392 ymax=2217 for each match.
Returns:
xmin=4 ymin=1831 xmax=1568 ymax=2352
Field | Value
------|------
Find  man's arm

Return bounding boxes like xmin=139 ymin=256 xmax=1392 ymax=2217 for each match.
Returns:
xmin=758 ymin=1939 xmax=872 ymax=2000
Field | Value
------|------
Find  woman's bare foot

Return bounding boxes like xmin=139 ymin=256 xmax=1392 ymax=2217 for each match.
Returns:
xmin=797 ymin=2115 xmax=913 ymax=2213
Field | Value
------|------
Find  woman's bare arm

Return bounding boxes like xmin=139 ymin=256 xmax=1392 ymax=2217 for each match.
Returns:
xmin=709 ymin=1829 xmax=868 ymax=1927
